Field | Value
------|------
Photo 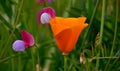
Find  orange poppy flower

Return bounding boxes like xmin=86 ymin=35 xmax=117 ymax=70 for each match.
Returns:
xmin=50 ymin=17 xmax=88 ymax=54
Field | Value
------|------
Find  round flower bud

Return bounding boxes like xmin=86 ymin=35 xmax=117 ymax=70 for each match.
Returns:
xmin=41 ymin=13 xmax=51 ymax=24
xmin=12 ymin=40 xmax=25 ymax=51
xmin=37 ymin=7 xmax=56 ymax=24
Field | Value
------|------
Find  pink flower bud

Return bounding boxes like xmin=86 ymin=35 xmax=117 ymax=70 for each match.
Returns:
xmin=21 ymin=30 xmax=34 ymax=48
xmin=37 ymin=7 xmax=56 ymax=24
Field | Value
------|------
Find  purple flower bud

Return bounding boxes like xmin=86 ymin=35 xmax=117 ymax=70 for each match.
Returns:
xmin=37 ymin=7 xmax=56 ymax=24
xmin=12 ymin=40 xmax=25 ymax=51
xmin=41 ymin=13 xmax=51 ymax=24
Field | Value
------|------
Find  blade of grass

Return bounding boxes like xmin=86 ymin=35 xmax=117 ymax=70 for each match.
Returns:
xmin=105 ymin=0 xmax=118 ymax=70
xmin=0 ymin=53 xmax=22 ymax=63
xmin=95 ymin=0 xmax=106 ymax=70
xmin=95 ymin=51 xmax=100 ymax=71
xmin=0 ymin=14 xmax=12 ymax=30
xmin=110 ymin=0 xmax=118 ymax=57
xmin=31 ymin=48 xmax=36 ymax=71
xmin=0 ymin=0 xmax=24 ymax=57
xmin=99 ymin=0 xmax=106 ymax=45
xmin=35 ymin=44 xmax=41 ymax=71
xmin=18 ymin=52 xmax=22 ymax=71
xmin=0 ymin=0 xmax=12 ymax=18
xmin=11 ymin=57 xmax=15 ymax=71
xmin=80 ymin=0 xmax=99 ymax=50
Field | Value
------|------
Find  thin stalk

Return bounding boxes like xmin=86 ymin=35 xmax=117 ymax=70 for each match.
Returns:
xmin=110 ymin=58 xmax=119 ymax=69
xmin=63 ymin=54 xmax=67 ymax=71
xmin=0 ymin=53 xmax=22 ymax=63
xmin=68 ymin=58 xmax=80 ymax=69
xmin=89 ymin=0 xmax=99 ymax=32
xmin=31 ymin=48 xmax=35 ymax=71
xmin=92 ymin=46 xmax=94 ymax=56
xmin=86 ymin=61 xmax=90 ymax=71
xmin=11 ymin=58 xmax=15 ymax=71
xmin=110 ymin=0 xmax=118 ymax=57
xmin=105 ymin=0 xmax=118 ymax=70
xmin=18 ymin=52 xmax=21 ymax=71
xmin=101 ymin=46 xmax=104 ymax=57
xmin=91 ymin=56 xmax=119 ymax=71
xmin=96 ymin=0 xmax=106 ymax=70
xmin=91 ymin=56 xmax=120 ymax=60
xmin=0 ymin=0 xmax=24 ymax=57
xmin=80 ymin=0 xmax=99 ymax=50
xmin=36 ymin=51 xmax=40 ymax=71
xmin=95 ymin=51 xmax=100 ymax=71
xmin=0 ymin=54 xmax=22 ymax=71
xmin=34 ymin=43 xmax=41 ymax=71
xmin=99 ymin=0 xmax=106 ymax=45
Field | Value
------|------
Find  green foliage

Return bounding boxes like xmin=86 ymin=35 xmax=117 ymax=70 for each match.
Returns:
xmin=0 ymin=0 xmax=120 ymax=71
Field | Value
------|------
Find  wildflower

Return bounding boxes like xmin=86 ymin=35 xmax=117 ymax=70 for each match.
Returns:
xmin=50 ymin=17 xmax=88 ymax=54
xmin=12 ymin=30 xmax=34 ymax=51
xmin=37 ymin=7 xmax=56 ymax=24
xmin=38 ymin=0 xmax=54 ymax=4
xmin=12 ymin=40 xmax=25 ymax=51
xmin=21 ymin=30 xmax=34 ymax=48
xmin=40 ymin=13 xmax=51 ymax=24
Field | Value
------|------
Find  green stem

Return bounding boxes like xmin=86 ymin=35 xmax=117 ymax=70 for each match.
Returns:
xmin=37 ymin=50 xmax=40 ymax=71
xmin=105 ymin=0 xmax=118 ymax=70
xmin=88 ymin=0 xmax=99 ymax=34
xmin=0 ymin=0 xmax=24 ymax=57
xmin=86 ymin=61 xmax=90 ymax=71
xmin=80 ymin=0 xmax=99 ymax=50
xmin=18 ymin=52 xmax=21 ymax=71
xmin=95 ymin=0 xmax=106 ymax=70
xmin=99 ymin=0 xmax=106 ymax=44
xmin=110 ymin=0 xmax=118 ymax=56
xmin=63 ymin=54 xmax=67 ymax=71
xmin=0 ymin=54 xmax=21 ymax=63
xmin=31 ymin=49 xmax=35 ymax=71
xmin=34 ymin=43 xmax=41 ymax=71
xmin=11 ymin=58 xmax=15 ymax=71
xmin=91 ymin=56 xmax=120 ymax=61
xmin=96 ymin=52 xmax=100 ymax=71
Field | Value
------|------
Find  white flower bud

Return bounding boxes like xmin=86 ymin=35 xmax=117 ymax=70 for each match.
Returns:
xmin=40 ymin=13 xmax=51 ymax=24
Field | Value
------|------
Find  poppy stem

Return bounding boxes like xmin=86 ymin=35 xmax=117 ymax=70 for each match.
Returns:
xmin=63 ymin=54 xmax=67 ymax=71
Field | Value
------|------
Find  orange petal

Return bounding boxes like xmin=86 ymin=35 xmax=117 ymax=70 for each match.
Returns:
xmin=50 ymin=17 xmax=88 ymax=54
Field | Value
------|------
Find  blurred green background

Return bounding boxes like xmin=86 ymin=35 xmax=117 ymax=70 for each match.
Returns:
xmin=0 ymin=0 xmax=120 ymax=71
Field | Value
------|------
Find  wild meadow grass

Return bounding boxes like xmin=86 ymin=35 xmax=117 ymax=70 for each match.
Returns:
xmin=0 ymin=0 xmax=120 ymax=71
